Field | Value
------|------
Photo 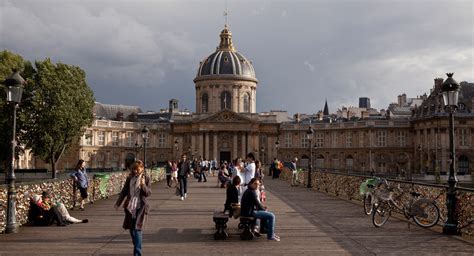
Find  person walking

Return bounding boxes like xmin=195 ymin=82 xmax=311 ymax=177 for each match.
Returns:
xmin=290 ymin=157 xmax=298 ymax=186
xmin=165 ymin=161 xmax=173 ymax=188
xmin=114 ymin=160 xmax=151 ymax=256
xmin=171 ymin=161 xmax=178 ymax=187
xmin=177 ymin=154 xmax=191 ymax=201
xmin=71 ymin=159 xmax=89 ymax=211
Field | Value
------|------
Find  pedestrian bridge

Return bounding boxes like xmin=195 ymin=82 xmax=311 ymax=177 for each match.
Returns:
xmin=0 ymin=177 xmax=473 ymax=255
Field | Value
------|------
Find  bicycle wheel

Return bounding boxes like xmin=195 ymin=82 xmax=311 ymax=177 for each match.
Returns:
xmin=372 ymin=202 xmax=391 ymax=227
xmin=364 ymin=194 xmax=373 ymax=215
xmin=412 ymin=199 xmax=440 ymax=228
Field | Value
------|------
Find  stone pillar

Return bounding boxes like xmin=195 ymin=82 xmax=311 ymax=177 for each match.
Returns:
xmin=198 ymin=133 xmax=204 ymax=159
xmin=233 ymin=133 xmax=238 ymax=159
xmin=205 ymin=132 xmax=210 ymax=160
xmin=213 ymin=133 xmax=218 ymax=160
xmin=241 ymin=133 xmax=246 ymax=157
xmin=191 ymin=134 xmax=196 ymax=158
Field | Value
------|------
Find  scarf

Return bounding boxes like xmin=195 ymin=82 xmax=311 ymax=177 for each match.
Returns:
xmin=127 ymin=174 xmax=143 ymax=218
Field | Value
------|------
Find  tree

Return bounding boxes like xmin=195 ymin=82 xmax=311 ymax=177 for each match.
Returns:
xmin=0 ymin=50 xmax=35 ymax=172
xmin=24 ymin=58 xmax=95 ymax=178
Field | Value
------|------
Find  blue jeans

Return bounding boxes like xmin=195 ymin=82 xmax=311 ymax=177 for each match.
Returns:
xmin=253 ymin=210 xmax=276 ymax=239
xmin=178 ymin=176 xmax=187 ymax=197
xmin=130 ymin=217 xmax=142 ymax=256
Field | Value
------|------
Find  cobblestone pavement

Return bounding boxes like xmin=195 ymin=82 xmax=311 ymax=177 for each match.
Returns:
xmin=0 ymin=177 xmax=473 ymax=255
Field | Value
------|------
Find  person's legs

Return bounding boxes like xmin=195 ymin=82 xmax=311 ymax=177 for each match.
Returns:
xmin=202 ymin=171 xmax=207 ymax=182
xmin=178 ymin=176 xmax=185 ymax=197
xmin=129 ymin=217 xmax=142 ymax=256
xmin=253 ymin=211 xmax=276 ymax=239
xmin=183 ymin=176 xmax=188 ymax=196
xmin=166 ymin=175 xmax=171 ymax=187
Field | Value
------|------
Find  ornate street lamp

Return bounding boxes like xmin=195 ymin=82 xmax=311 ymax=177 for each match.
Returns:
xmin=275 ymin=140 xmax=280 ymax=159
xmin=174 ymin=139 xmax=179 ymax=160
xmin=141 ymin=126 xmax=149 ymax=168
xmin=441 ymin=73 xmax=460 ymax=235
xmin=307 ymin=126 xmax=314 ymax=188
xmin=2 ymin=69 xmax=25 ymax=234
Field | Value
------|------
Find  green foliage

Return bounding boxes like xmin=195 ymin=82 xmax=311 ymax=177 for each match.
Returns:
xmin=23 ymin=58 xmax=95 ymax=175
xmin=0 ymin=50 xmax=35 ymax=169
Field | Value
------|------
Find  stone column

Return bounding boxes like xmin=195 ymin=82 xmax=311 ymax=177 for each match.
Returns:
xmin=233 ymin=133 xmax=238 ymax=159
xmin=198 ymin=133 xmax=204 ymax=159
xmin=205 ymin=132 xmax=210 ymax=159
xmin=191 ymin=134 xmax=196 ymax=158
xmin=213 ymin=133 xmax=218 ymax=160
xmin=241 ymin=133 xmax=246 ymax=157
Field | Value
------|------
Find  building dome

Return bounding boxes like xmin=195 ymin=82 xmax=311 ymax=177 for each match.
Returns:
xmin=195 ymin=25 xmax=256 ymax=81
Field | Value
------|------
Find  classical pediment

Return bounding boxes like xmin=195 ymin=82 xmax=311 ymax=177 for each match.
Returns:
xmin=199 ymin=110 xmax=254 ymax=123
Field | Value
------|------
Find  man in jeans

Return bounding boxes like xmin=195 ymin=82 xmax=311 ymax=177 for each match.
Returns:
xmin=177 ymin=154 xmax=191 ymax=201
xmin=290 ymin=157 xmax=298 ymax=186
xmin=241 ymin=178 xmax=280 ymax=241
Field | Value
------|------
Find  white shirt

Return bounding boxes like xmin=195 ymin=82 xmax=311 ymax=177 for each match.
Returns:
xmin=244 ymin=162 xmax=256 ymax=186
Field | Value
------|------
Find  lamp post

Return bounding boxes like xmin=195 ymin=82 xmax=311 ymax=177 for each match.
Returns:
xmin=3 ymin=70 xmax=25 ymax=234
xmin=275 ymin=140 xmax=280 ymax=159
xmin=417 ymin=144 xmax=422 ymax=181
xmin=441 ymin=73 xmax=460 ymax=235
xmin=174 ymin=139 xmax=179 ymax=160
xmin=141 ymin=126 xmax=149 ymax=168
xmin=307 ymin=126 xmax=314 ymax=188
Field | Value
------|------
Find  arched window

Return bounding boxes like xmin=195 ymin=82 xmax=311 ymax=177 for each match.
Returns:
xmin=458 ymin=155 xmax=469 ymax=175
xmin=243 ymin=93 xmax=250 ymax=113
xmin=221 ymin=91 xmax=232 ymax=110
xmin=202 ymin=93 xmax=209 ymax=113
xmin=316 ymin=155 xmax=325 ymax=169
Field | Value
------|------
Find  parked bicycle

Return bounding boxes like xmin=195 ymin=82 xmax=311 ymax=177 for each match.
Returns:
xmin=360 ymin=177 xmax=385 ymax=215
xmin=371 ymin=181 xmax=440 ymax=228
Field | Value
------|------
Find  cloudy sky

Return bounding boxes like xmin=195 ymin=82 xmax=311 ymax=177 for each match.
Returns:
xmin=1 ymin=0 xmax=472 ymax=114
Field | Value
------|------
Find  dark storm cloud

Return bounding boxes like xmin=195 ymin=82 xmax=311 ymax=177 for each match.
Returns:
xmin=1 ymin=0 xmax=472 ymax=114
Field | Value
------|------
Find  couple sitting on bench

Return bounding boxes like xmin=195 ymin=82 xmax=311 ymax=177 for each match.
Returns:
xmin=224 ymin=176 xmax=280 ymax=241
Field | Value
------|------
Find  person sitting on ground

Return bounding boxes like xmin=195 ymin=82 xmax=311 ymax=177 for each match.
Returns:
xmin=224 ymin=176 xmax=241 ymax=218
xmin=240 ymin=178 xmax=280 ymax=241
xmin=217 ymin=164 xmax=231 ymax=188
xmin=29 ymin=191 xmax=69 ymax=226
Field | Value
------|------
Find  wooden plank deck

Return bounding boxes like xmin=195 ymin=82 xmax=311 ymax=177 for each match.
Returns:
xmin=0 ymin=177 xmax=472 ymax=255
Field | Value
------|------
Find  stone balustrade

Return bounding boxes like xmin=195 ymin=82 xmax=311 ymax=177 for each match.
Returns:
xmin=0 ymin=168 xmax=165 ymax=233
xmin=279 ymin=167 xmax=473 ymax=237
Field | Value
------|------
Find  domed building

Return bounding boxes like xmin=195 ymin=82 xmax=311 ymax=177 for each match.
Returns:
xmin=194 ymin=25 xmax=258 ymax=114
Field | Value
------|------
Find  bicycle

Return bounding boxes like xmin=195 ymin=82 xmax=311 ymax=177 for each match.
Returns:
xmin=360 ymin=177 xmax=385 ymax=215
xmin=372 ymin=183 xmax=440 ymax=228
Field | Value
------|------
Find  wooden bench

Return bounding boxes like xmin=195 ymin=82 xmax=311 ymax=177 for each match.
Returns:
xmin=212 ymin=211 xmax=229 ymax=240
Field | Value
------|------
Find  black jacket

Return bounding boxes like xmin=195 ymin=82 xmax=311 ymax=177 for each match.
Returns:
xmin=177 ymin=160 xmax=191 ymax=177
xmin=240 ymin=188 xmax=265 ymax=217
xmin=224 ymin=185 xmax=239 ymax=212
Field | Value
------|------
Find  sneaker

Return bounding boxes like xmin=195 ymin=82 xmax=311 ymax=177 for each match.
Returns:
xmin=184 ymin=193 xmax=187 ymax=199
xmin=268 ymin=236 xmax=280 ymax=241
xmin=180 ymin=197 xmax=184 ymax=201
xmin=82 ymin=219 xmax=89 ymax=223
xmin=79 ymin=207 xmax=85 ymax=211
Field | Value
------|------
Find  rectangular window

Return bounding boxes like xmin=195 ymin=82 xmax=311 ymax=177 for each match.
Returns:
xmin=316 ymin=133 xmax=324 ymax=148
xmin=459 ymin=129 xmax=467 ymax=146
xmin=331 ymin=133 xmax=338 ymax=148
xmin=346 ymin=132 xmax=352 ymax=148
xmin=284 ymin=133 xmax=292 ymax=148
xmin=112 ymin=132 xmax=119 ymax=146
xmin=158 ymin=133 xmax=166 ymax=148
xmin=127 ymin=132 xmax=134 ymax=147
xmin=378 ymin=163 xmax=387 ymax=173
xmin=301 ymin=133 xmax=309 ymax=148
xmin=396 ymin=131 xmax=406 ymax=147
xmin=377 ymin=130 xmax=387 ymax=147
xmin=98 ymin=131 xmax=105 ymax=146
xmin=85 ymin=130 xmax=93 ymax=146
